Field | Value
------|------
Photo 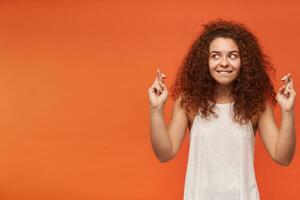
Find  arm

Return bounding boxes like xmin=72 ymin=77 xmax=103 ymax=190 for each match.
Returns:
xmin=258 ymin=103 xmax=296 ymax=166
xmin=258 ymin=73 xmax=296 ymax=166
xmin=150 ymin=96 xmax=189 ymax=162
xmin=276 ymin=108 xmax=296 ymax=165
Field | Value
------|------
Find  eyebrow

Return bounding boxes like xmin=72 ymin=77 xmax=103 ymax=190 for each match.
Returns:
xmin=209 ymin=50 xmax=239 ymax=54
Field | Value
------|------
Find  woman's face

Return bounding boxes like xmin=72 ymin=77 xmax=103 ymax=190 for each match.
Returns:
xmin=208 ymin=37 xmax=241 ymax=86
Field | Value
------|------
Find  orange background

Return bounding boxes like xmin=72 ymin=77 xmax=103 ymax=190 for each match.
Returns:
xmin=0 ymin=0 xmax=299 ymax=199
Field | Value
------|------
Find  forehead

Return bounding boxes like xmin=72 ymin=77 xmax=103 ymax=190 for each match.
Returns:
xmin=209 ymin=37 xmax=239 ymax=52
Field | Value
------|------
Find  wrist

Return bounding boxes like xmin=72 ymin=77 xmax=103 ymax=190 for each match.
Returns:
xmin=150 ymin=106 xmax=164 ymax=114
xmin=281 ymin=108 xmax=295 ymax=116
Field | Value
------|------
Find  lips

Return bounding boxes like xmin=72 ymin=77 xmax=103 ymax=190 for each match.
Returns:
xmin=217 ymin=70 xmax=233 ymax=73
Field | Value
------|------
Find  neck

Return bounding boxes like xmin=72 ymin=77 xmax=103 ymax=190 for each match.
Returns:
xmin=214 ymin=84 xmax=234 ymax=103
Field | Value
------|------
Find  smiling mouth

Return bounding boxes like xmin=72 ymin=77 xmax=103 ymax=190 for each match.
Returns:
xmin=217 ymin=70 xmax=233 ymax=73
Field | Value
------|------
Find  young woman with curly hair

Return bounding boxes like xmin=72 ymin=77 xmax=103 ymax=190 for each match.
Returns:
xmin=148 ymin=19 xmax=296 ymax=199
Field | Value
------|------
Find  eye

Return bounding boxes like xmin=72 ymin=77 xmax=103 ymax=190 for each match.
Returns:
xmin=211 ymin=54 xmax=220 ymax=59
xmin=229 ymin=54 xmax=239 ymax=59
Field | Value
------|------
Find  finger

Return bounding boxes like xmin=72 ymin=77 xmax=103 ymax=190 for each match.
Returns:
xmin=281 ymin=73 xmax=291 ymax=81
xmin=150 ymin=79 xmax=163 ymax=93
xmin=286 ymin=87 xmax=296 ymax=97
xmin=158 ymin=81 xmax=167 ymax=91
xmin=149 ymin=86 xmax=158 ymax=94
xmin=157 ymin=68 xmax=161 ymax=76
xmin=281 ymin=73 xmax=292 ymax=86
xmin=154 ymin=78 xmax=164 ymax=92
xmin=157 ymin=74 xmax=164 ymax=85
xmin=157 ymin=68 xmax=167 ymax=83
xmin=283 ymin=87 xmax=289 ymax=96
xmin=283 ymin=86 xmax=296 ymax=97
xmin=288 ymin=77 xmax=294 ymax=88
xmin=160 ymin=73 xmax=167 ymax=83
xmin=278 ymin=85 xmax=285 ymax=94
xmin=279 ymin=85 xmax=289 ymax=96
xmin=285 ymin=73 xmax=291 ymax=85
xmin=152 ymin=86 xmax=162 ymax=95
xmin=157 ymin=69 xmax=163 ymax=82
xmin=285 ymin=81 xmax=294 ymax=93
xmin=286 ymin=74 xmax=291 ymax=85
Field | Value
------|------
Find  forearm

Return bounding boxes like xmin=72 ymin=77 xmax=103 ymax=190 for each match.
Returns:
xmin=150 ymin=107 xmax=173 ymax=162
xmin=275 ymin=109 xmax=296 ymax=165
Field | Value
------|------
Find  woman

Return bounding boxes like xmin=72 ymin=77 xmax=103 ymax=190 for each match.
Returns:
xmin=148 ymin=19 xmax=296 ymax=199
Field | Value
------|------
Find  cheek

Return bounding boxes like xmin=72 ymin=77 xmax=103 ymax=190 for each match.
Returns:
xmin=232 ymin=61 xmax=241 ymax=77
xmin=230 ymin=59 xmax=241 ymax=69
xmin=208 ymin=62 xmax=217 ymax=75
xmin=208 ymin=60 xmax=218 ymax=69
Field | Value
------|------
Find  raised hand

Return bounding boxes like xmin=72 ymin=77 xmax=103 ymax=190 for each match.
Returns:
xmin=276 ymin=73 xmax=296 ymax=112
xmin=148 ymin=68 xmax=168 ymax=110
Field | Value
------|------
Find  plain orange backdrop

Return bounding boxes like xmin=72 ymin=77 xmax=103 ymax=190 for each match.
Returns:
xmin=0 ymin=0 xmax=299 ymax=199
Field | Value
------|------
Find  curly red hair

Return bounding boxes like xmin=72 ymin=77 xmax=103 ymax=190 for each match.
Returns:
xmin=170 ymin=19 xmax=277 ymax=124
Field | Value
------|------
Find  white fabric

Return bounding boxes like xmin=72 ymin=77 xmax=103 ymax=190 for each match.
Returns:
xmin=183 ymin=102 xmax=260 ymax=200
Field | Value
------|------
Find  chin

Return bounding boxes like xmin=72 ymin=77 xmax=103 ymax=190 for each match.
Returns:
xmin=212 ymin=73 xmax=238 ymax=85
xmin=216 ymin=81 xmax=233 ymax=86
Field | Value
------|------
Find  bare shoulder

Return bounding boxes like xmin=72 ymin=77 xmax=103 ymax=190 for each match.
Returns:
xmin=257 ymin=101 xmax=274 ymax=120
xmin=250 ymin=102 xmax=273 ymax=135
xmin=173 ymin=95 xmax=196 ymax=131
xmin=172 ymin=95 xmax=188 ymax=119
xmin=170 ymin=95 xmax=189 ymax=127
xmin=257 ymin=101 xmax=276 ymax=123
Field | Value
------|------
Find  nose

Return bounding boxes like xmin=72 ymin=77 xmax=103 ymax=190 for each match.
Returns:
xmin=220 ymin=56 xmax=229 ymax=67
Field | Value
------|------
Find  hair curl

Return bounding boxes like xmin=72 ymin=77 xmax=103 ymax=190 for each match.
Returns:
xmin=170 ymin=19 xmax=277 ymax=124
